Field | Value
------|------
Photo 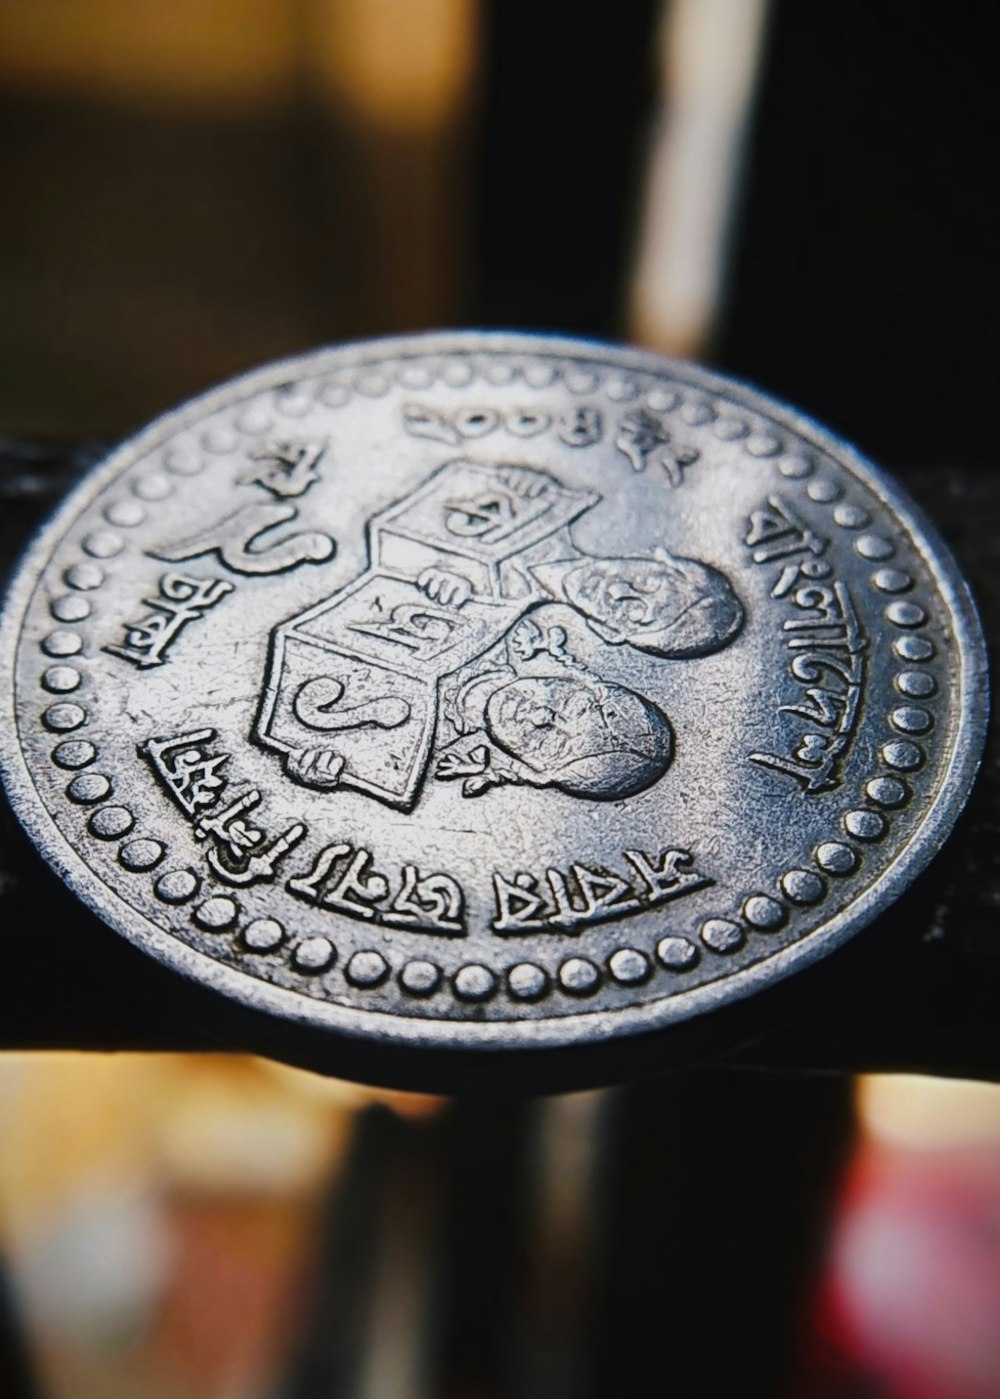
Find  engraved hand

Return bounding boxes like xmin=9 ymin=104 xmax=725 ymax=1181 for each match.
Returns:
xmin=417 ymin=567 xmax=472 ymax=608
xmin=435 ymin=745 xmax=490 ymax=780
xmin=509 ymin=619 xmax=545 ymax=660
xmin=509 ymin=620 xmax=572 ymax=664
xmin=286 ymin=747 xmax=346 ymax=788
xmin=496 ymin=465 xmax=551 ymax=498
xmin=226 ymin=817 xmax=264 ymax=850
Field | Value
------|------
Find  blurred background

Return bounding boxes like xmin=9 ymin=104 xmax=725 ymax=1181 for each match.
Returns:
xmin=0 ymin=2 xmax=998 ymax=1397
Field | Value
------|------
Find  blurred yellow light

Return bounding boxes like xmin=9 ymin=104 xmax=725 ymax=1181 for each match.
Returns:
xmin=0 ymin=1053 xmax=166 ymax=1234
xmin=0 ymin=0 xmax=296 ymax=110
xmin=260 ymin=1056 xmax=445 ymax=1120
xmin=0 ymin=1051 xmax=376 ymax=1245
xmin=0 ymin=0 xmax=477 ymax=126
xmin=310 ymin=0 xmax=477 ymax=130
xmin=857 ymin=1074 xmax=1000 ymax=1151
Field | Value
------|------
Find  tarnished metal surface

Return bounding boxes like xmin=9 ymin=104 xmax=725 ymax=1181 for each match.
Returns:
xmin=0 ymin=334 xmax=988 ymax=1088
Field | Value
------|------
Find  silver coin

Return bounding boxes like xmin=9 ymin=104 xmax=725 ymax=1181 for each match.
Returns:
xmin=0 ymin=333 xmax=987 ymax=1086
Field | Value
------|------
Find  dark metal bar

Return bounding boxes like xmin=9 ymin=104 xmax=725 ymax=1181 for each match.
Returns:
xmin=2 ymin=448 xmax=996 ymax=1080
xmin=0 ymin=1258 xmax=42 ymax=1399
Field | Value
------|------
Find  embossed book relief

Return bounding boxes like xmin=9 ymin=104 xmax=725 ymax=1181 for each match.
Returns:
xmin=256 ymin=459 xmax=745 ymax=809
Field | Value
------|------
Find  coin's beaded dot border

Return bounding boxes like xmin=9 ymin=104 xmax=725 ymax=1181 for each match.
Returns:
xmin=454 ymin=963 xmax=496 ymax=1002
xmin=559 ymin=957 xmax=601 ymax=996
xmin=294 ymin=935 xmax=336 ymax=973
xmin=507 ymin=962 xmax=549 ymax=1000
xmin=30 ymin=348 xmax=947 ymax=1008
xmin=67 ymin=772 xmax=112 ymax=804
xmin=682 ymin=434 xmax=939 ymax=958
xmin=243 ymin=918 xmax=285 ymax=952
xmin=345 ymin=949 xmax=389 ymax=987
xmin=608 ymin=948 xmax=652 ymax=985
xmin=118 ymin=839 xmax=165 ymax=872
xmin=400 ymin=959 xmax=441 ymax=996
xmin=155 ymin=869 xmax=200 ymax=903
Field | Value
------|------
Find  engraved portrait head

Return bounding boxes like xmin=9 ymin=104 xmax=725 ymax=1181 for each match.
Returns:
xmin=532 ymin=553 xmax=744 ymax=658
xmin=483 ymin=675 xmax=673 ymax=800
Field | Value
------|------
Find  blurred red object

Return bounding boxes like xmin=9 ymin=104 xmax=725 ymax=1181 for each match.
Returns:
xmin=798 ymin=1136 xmax=1000 ymax=1399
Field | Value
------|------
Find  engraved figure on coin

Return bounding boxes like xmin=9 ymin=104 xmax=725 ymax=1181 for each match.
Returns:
xmin=256 ymin=459 xmax=744 ymax=810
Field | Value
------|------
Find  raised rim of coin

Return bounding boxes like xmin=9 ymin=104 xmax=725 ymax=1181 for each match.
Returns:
xmin=0 ymin=332 xmax=988 ymax=1064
